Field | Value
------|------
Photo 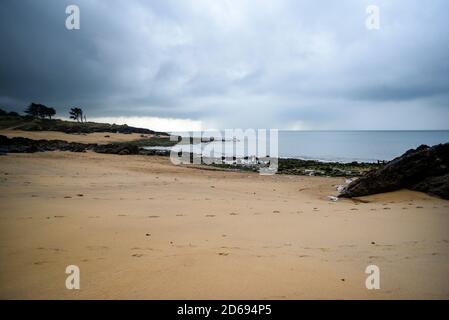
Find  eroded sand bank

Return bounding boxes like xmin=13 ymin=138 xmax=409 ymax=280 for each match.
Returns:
xmin=0 ymin=129 xmax=151 ymax=145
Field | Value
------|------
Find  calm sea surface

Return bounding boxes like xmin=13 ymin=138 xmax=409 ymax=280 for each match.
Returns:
xmin=277 ymin=131 xmax=449 ymax=162
xmin=150 ymin=131 xmax=449 ymax=163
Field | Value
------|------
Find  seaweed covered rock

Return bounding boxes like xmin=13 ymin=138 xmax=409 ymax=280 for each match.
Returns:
xmin=0 ymin=135 xmax=92 ymax=153
xmin=339 ymin=143 xmax=449 ymax=199
xmin=92 ymin=143 xmax=139 ymax=155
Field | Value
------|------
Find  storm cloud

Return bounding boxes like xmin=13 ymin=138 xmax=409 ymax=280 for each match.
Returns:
xmin=1 ymin=0 xmax=448 ymax=130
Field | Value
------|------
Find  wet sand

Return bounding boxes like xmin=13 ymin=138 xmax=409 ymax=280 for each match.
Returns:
xmin=0 ymin=151 xmax=448 ymax=299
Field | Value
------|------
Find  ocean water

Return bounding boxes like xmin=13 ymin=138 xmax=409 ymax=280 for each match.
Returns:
xmin=149 ymin=131 xmax=449 ymax=163
xmin=278 ymin=131 xmax=449 ymax=163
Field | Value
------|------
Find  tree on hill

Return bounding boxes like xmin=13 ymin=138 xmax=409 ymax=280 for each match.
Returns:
xmin=24 ymin=103 xmax=40 ymax=117
xmin=0 ymin=108 xmax=20 ymax=117
xmin=8 ymin=111 xmax=20 ymax=117
xmin=24 ymin=103 xmax=56 ymax=119
xmin=39 ymin=106 xmax=56 ymax=119
xmin=69 ymin=107 xmax=84 ymax=123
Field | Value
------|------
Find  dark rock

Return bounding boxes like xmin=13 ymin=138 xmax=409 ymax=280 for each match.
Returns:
xmin=411 ymin=174 xmax=449 ymax=199
xmin=93 ymin=143 xmax=139 ymax=155
xmin=0 ymin=135 xmax=96 ymax=153
xmin=155 ymin=150 xmax=170 ymax=156
xmin=138 ymin=149 xmax=156 ymax=156
xmin=0 ymin=135 xmax=175 ymax=158
xmin=339 ymin=143 xmax=449 ymax=199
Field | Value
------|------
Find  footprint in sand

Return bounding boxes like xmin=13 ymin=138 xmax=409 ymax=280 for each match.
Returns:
xmin=118 ymin=214 xmax=128 ymax=217
xmin=218 ymin=252 xmax=229 ymax=256
xmin=147 ymin=215 xmax=160 ymax=218
xmin=131 ymin=253 xmax=144 ymax=258
xmin=229 ymin=212 xmax=238 ymax=216
xmin=54 ymin=215 xmax=65 ymax=218
xmin=416 ymin=206 xmax=424 ymax=209
xmin=273 ymin=210 xmax=280 ymax=213
xmin=350 ymin=208 xmax=358 ymax=211
xmin=176 ymin=214 xmax=185 ymax=217
xmin=383 ymin=207 xmax=391 ymax=210
xmin=205 ymin=214 xmax=216 ymax=218
xmin=64 ymin=196 xmax=72 ymax=199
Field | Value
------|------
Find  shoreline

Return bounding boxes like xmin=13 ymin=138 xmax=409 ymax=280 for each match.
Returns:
xmin=0 ymin=131 xmax=382 ymax=178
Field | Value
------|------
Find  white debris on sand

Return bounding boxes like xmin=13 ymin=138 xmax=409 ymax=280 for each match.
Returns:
xmin=331 ymin=177 xmax=358 ymax=200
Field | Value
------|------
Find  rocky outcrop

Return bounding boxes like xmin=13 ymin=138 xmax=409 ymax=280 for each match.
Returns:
xmin=0 ymin=135 xmax=93 ymax=153
xmin=2 ymin=117 xmax=170 ymax=136
xmin=93 ymin=143 xmax=139 ymax=155
xmin=339 ymin=143 xmax=449 ymax=199
xmin=0 ymin=135 xmax=177 ymax=158
xmin=138 ymin=149 xmax=171 ymax=156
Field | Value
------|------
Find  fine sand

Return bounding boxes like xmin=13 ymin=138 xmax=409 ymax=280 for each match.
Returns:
xmin=0 ymin=150 xmax=448 ymax=299
xmin=0 ymin=129 xmax=151 ymax=144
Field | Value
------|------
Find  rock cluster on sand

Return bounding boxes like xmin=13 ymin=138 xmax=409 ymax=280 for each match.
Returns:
xmin=339 ymin=143 xmax=449 ymax=199
xmin=0 ymin=135 xmax=172 ymax=157
xmin=0 ymin=135 xmax=93 ymax=153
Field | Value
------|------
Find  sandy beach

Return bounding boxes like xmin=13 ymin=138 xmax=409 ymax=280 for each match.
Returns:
xmin=0 ymin=139 xmax=448 ymax=299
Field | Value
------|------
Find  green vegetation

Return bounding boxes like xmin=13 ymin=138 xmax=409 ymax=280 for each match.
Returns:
xmin=202 ymin=157 xmax=382 ymax=177
xmin=277 ymin=158 xmax=382 ymax=177
xmin=0 ymin=111 xmax=169 ymax=136
xmin=0 ymin=103 xmax=171 ymax=136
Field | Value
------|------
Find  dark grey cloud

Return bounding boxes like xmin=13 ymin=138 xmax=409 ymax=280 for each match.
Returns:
xmin=0 ymin=0 xmax=448 ymax=129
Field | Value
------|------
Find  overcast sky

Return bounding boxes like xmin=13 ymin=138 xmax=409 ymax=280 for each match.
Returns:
xmin=1 ymin=0 xmax=448 ymax=130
